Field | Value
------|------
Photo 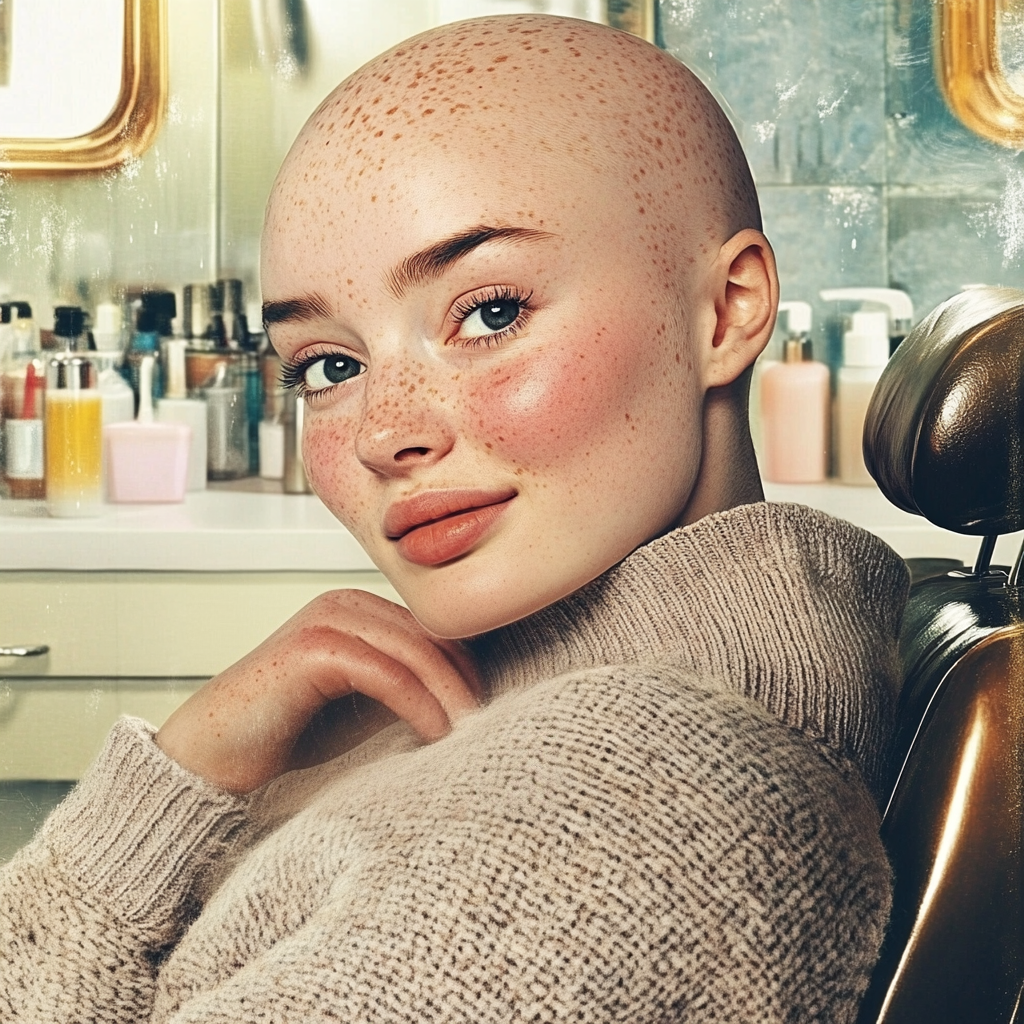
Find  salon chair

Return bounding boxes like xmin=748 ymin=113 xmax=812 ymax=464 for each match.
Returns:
xmin=855 ymin=287 xmax=1024 ymax=1024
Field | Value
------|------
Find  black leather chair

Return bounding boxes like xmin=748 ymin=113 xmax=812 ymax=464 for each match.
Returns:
xmin=856 ymin=286 xmax=1024 ymax=1023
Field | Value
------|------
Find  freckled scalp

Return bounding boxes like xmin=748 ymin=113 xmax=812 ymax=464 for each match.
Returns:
xmin=267 ymin=14 xmax=760 ymax=271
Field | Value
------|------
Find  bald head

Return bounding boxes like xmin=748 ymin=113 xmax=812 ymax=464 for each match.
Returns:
xmin=263 ymin=15 xmax=777 ymax=571
xmin=270 ymin=15 xmax=760 ymax=277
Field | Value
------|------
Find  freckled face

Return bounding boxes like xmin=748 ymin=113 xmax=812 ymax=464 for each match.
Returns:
xmin=262 ymin=25 xmax=712 ymax=638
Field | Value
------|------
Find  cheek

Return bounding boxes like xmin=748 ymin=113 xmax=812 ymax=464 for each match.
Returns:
xmin=463 ymin=323 xmax=654 ymax=473
xmin=301 ymin=411 xmax=368 ymax=528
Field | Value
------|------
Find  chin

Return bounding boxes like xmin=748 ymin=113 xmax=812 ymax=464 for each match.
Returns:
xmin=394 ymin=555 xmax=599 ymax=640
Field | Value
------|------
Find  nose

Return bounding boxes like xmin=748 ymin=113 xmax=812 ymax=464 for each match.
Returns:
xmin=353 ymin=358 xmax=456 ymax=476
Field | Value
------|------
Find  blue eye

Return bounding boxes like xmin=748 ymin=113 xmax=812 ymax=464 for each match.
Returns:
xmin=280 ymin=351 xmax=365 ymax=397
xmin=452 ymin=287 xmax=533 ymax=346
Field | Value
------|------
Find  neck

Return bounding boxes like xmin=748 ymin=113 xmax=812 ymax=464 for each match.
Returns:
xmin=465 ymin=502 xmax=909 ymax=803
xmin=679 ymin=380 xmax=764 ymax=528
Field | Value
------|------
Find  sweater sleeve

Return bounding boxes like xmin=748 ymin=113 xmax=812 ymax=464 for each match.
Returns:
xmin=151 ymin=665 xmax=891 ymax=1023
xmin=0 ymin=716 xmax=249 ymax=1024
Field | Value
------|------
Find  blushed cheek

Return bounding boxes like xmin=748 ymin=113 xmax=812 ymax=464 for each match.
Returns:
xmin=463 ymin=330 xmax=634 ymax=473
xmin=302 ymin=415 xmax=368 ymax=531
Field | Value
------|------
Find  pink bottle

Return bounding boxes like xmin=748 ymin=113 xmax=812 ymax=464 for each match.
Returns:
xmin=760 ymin=303 xmax=830 ymax=484
xmin=104 ymin=355 xmax=191 ymax=502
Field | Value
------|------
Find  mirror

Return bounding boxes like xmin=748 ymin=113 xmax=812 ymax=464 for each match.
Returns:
xmin=0 ymin=0 xmax=167 ymax=173
xmin=936 ymin=0 xmax=1024 ymax=149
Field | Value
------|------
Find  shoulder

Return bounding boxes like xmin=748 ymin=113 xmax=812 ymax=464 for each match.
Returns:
xmin=452 ymin=663 xmax=889 ymax=904
xmin=430 ymin=664 xmax=891 ymax=1018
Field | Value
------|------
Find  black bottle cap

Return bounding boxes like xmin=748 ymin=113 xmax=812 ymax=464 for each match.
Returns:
xmin=142 ymin=290 xmax=177 ymax=335
xmin=54 ymin=305 xmax=85 ymax=338
xmin=136 ymin=307 xmax=158 ymax=334
xmin=11 ymin=301 xmax=32 ymax=319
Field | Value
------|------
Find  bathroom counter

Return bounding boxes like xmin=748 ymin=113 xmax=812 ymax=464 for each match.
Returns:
xmin=0 ymin=479 xmax=1019 ymax=572
xmin=0 ymin=483 xmax=374 ymax=572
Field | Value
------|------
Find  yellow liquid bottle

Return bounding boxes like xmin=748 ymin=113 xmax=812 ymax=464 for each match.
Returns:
xmin=44 ymin=357 xmax=103 ymax=517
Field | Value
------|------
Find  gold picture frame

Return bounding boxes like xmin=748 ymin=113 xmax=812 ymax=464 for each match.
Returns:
xmin=936 ymin=0 xmax=1024 ymax=149
xmin=0 ymin=0 xmax=167 ymax=174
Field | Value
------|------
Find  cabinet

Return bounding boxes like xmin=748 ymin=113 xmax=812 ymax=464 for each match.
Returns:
xmin=0 ymin=569 xmax=400 ymax=780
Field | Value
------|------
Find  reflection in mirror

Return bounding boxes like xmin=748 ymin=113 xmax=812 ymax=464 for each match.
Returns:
xmin=0 ymin=0 xmax=166 ymax=173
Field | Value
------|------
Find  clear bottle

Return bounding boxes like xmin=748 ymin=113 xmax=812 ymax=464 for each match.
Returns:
xmin=204 ymin=361 xmax=250 ymax=480
xmin=835 ymin=310 xmax=890 ymax=486
xmin=760 ymin=303 xmax=830 ymax=483
xmin=45 ymin=355 xmax=103 ymax=517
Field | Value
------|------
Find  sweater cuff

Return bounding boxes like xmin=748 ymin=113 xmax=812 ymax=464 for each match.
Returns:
xmin=40 ymin=716 xmax=249 ymax=930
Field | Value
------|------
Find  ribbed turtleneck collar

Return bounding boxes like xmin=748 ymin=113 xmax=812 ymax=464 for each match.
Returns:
xmin=466 ymin=501 xmax=909 ymax=801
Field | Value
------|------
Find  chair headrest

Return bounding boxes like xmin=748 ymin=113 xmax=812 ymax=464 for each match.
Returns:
xmin=864 ymin=286 xmax=1024 ymax=535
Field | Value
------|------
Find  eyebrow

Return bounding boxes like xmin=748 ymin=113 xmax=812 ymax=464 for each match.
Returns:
xmin=262 ymin=292 xmax=333 ymax=327
xmin=262 ymin=225 xmax=555 ymax=326
xmin=385 ymin=225 xmax=554 ymax=298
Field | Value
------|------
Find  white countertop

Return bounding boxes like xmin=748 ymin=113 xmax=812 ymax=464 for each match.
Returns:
xmin=0 ymin=483 xmax=374 ymax=572
xmin=0 ymin=479 xmax=1019 ymax=572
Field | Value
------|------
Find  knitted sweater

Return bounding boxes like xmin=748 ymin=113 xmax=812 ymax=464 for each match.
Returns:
xmin=0 ymin=502 xmax=909 ymax=1023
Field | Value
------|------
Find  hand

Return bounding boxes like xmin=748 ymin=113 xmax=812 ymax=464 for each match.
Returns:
xmin=155 ymin=589 xmax=481 ymax=793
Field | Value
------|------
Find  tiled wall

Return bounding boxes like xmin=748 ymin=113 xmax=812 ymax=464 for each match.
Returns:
xmin=660 ymin=0 xmax=1024 ymax=365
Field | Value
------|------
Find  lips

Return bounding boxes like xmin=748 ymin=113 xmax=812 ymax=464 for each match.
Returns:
xmin=384 ymin=489 xmax=516 ymax=567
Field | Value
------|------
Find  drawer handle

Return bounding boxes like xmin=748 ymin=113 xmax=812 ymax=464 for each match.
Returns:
xmin=0 ymin=645 xmax=50 ymax=657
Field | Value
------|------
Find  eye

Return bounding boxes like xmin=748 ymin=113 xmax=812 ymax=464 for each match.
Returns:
xmin=451 ymin=287 xmax=533 ymax=346
xmin=279 ymin=350 xmax=365 ymax=399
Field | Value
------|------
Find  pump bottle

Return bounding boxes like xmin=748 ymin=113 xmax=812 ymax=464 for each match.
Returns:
xmin=834 ymin=310 xmax=889 ymax=485
xmin=760 ymin=301 xmax=829 ymax=483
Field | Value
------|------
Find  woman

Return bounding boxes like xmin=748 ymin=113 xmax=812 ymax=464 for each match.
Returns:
xmin=1 ymin=15 xmax=908 ymax=1022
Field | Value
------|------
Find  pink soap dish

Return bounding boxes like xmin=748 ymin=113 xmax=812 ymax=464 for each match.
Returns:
xmin=104 ymin=421 xmax=191 ymax=503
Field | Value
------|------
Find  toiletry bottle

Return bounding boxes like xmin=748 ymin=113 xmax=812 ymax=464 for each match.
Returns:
xmin=259 ymin=345 xmax=285 ymax=480
xmin=45 ymin=354 xmax=103 ymax=517
xmin=283 ymin=390 xmax=312 ymax=494
xmin=2 ymin=313 xmax=46 ymax=499
xmin=53 ymin=306 xmax=87 ymax=352
xmin=105 ymin=354 xmax=190 ymax=503
xmin=156 ymin=338 xmax=208 ymax=490
xmin=218 ymin=278 xmax=248 ymax=347
xmin=834 ymin=310 xmax=889 ymax=486
xmin=10 ymin=303 xmax=39 ymax=363
xmin=760 ymin=302 xmax=829 ymax=483
xmin=92 ymin=301 xmax=126 ymax=356
xmin=241 ymin=349 xmax=262 ymax=474
xmin=819 ymin=287 xmax=914 ymax=358
xmin=0 ymin=304 xmax=12 ymax=365
xmin=125 ymin=305 xmax=161 ymax=409
xmin=204 ymin=361 xmax=250 ymax=479
xmin=183 ymin=283 xmax=215 ymax=342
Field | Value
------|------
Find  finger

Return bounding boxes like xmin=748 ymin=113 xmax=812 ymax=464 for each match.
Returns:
xmin=310 ymin=592 xmax=482 ymax=720
xmin=351 ymin=620 xmax=481 ymax=723
xmin=307 ymin=632 xmax=452 ymax=742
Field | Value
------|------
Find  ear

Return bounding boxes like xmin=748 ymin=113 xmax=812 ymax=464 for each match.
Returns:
xmin=702 ymin=229 xmax=779 ymax=389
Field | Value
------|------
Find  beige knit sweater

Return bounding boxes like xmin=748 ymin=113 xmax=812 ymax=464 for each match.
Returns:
xmin=0 ymin=502 xmax=909 ymax=1023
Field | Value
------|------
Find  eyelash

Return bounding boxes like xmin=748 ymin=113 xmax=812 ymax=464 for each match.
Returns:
xmin=279 ymin=344 xmax=359 ymax=402
xmin=450 ymin=286 xmax=534 ymax=348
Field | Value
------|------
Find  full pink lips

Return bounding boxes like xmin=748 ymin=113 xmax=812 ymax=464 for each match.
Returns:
xmin=384 ymin=489 xmax=517 ymax=567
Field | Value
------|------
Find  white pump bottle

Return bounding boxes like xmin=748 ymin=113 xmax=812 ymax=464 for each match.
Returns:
xmin=820 ymin=288 xmax=913 ymax=486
